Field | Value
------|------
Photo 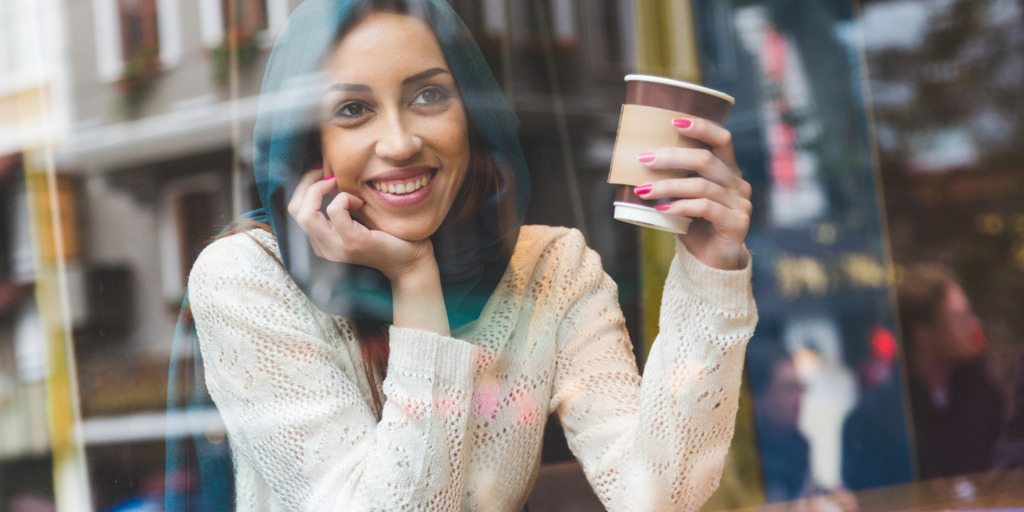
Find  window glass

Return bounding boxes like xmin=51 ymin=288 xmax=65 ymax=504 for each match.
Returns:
xmin=1 ymin=0 xmax=1023 ymax=511
xmin=118 ymin=0 xmax=160 ymax=61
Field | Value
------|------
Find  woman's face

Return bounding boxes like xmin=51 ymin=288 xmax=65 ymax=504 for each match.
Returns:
xmin=320 ymin=11 xmax=470 ymax=241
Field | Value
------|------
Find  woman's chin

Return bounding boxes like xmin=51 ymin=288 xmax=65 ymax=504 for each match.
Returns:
xmin=391 ymin=228 xmax=436 ymax=242
xmin=362 ymin=216 xmax=440 ymax=243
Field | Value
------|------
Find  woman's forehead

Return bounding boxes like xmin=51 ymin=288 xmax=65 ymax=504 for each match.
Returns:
xmin=327 ymin=11 xmax=448 ymax=80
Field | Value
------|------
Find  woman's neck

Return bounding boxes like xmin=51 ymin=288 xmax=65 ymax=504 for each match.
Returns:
xmin=911 ymin=351 xmax=954 ymax=400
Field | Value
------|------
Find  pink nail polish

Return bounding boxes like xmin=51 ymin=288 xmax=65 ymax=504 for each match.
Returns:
xmin=655 ymin=203 xmax=671 ymax=211
xmin=634 ymin=184 xmax=652 ymax=195
xmin=673 ymin=118 xmax=692 ymax=128
xmin=637 ymin=152 xmax=655 ymax=163
xmin=322 ymin=175 xmax=334 ymax=181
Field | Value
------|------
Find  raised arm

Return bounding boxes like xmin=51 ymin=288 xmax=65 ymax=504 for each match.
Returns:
xmin=188 ymin=232 xmax=477 ymax=511
xmin=551 ymin=231 xmax=756 ymax=512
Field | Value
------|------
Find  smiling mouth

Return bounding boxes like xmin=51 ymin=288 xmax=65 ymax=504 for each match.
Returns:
xmin=366 ymin=167 xmax=439 ymax=206
xmin=371 ymin=170 xmax=435 ymax=195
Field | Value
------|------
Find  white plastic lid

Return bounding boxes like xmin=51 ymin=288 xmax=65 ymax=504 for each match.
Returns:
xmin=613 ymin=202 xmax=692 ymax=234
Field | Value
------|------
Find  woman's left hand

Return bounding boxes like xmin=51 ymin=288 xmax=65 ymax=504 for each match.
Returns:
xmin=634 ymin=118 xmax=752 ymax=270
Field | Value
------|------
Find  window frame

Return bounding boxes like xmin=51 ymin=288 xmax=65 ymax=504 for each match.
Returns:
xmin=94 ymin=0 xmax=182 ymax=82
xmin=198 ymin=0 xmax=287 ymax=49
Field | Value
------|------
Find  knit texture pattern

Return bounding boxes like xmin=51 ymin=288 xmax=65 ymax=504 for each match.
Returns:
xmin=188 ymin=225 xmax=757 ymax=511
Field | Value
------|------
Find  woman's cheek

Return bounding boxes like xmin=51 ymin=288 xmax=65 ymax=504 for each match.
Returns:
xmin=350 ymin=206 xmax=377 ymax=230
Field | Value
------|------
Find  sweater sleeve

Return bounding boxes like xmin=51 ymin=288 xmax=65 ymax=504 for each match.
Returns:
xmin=551 ymin=232 xmax=757 ymax=512
xmin=188 ymin=234 xmax=477 ymax=511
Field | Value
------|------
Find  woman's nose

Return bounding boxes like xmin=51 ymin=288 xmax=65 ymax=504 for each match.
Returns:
xmin=375 ymin=114 xmax=423 ymax=162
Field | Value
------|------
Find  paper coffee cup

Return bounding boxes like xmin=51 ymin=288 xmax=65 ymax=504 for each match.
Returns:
xmin=608 ymin=75 xmax=735 ymax=233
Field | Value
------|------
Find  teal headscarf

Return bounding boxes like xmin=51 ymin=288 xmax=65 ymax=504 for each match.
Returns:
xmin=166 ymin=0 xmax=530 ymax=508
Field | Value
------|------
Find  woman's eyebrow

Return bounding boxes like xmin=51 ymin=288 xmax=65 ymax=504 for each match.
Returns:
xmin=327 ymin=68 xmax=449 ymax=93
xmin=402 ymin=68 xmax=450 ymax=85
xmin=329 ymin=83 xmax=371 ymax=93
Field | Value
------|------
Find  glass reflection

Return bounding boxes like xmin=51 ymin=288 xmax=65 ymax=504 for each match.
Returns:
xmin=3 ymin=0 xmax=1024 ymax=509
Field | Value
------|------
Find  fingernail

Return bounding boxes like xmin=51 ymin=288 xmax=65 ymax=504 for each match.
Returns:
xmin=321 ymin=174 xmax=334 ymax=181
xmin=655 ymin=203 xmax=671 ymax=211
xmin=673 ymin=118 xmax=692 ymax=128
xmin=637 ymin=152 xmax=655 ymax=163
xmin=634 ymin=184 xmax=652 ymax=195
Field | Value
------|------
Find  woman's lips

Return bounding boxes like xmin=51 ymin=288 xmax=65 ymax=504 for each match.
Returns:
xmin=367 ymin=167 xmax=437 ymax=206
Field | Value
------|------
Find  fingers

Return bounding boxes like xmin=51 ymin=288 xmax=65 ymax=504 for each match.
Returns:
xmin=284 ymin=169 xmax=429 ymax=274
xmin=294 ymin=176 xmax=336 ymax=227
xmin=634 ymin=120 xmax=752 ymax=247
xmin=635 ymin=120 xmax=751 ymax=268
xmin=638 ymin=117 xmax=740 ymax=188
xmin=637 ymin=177 xmax=751 ymax=242
xmin=322 ymin=192 xmax=368 ymax=249
xmin=288 ymin=170 xmax=327 ymax=219
xmin=638 ymin=146 xmax=747 ymax=194
xmin=288 ymin=172 xmax=362 ymax=258
xmin=652 ymin=198 xmax=750 ymax=241
xmin=636 ymin=176 xmax=752 ymax=214
xmin=674 ymin=116 xmax=736 ymax=168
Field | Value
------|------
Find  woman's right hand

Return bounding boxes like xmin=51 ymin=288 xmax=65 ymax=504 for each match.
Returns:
xmin=287 ymin=169 xmax=436 ymax=283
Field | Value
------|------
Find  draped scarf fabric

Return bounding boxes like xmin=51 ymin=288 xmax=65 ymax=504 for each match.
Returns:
xmin=166 ymin=0 xmax=530 ymax=508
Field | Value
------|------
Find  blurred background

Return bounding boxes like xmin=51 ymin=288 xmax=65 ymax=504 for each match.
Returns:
xmin=1 ymin=0 xmax=1023 ymax=510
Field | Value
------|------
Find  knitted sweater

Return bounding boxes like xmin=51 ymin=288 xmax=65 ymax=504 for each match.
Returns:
xmin=188 ymin=225 xmax=757 ymax=512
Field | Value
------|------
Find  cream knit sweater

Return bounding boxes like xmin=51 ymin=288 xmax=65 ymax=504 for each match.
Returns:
xmin=188 ymin=225 xmax=757 ymax=512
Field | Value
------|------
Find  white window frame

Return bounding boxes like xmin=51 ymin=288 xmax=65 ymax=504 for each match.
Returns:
xmin=158 ymin=173 xmax=221 ymax=302
xmin=481 ymin=0 xmax=506 ymax=38
xmin=198 ymin=0 xmax=288 ymax=48
xmin=551 ymin=0 xmax=577 ymax=42
xmin=0 ymin=0 xmax=55 ymax=95
xmin=94 ymin=0 xmax=183 ymax=82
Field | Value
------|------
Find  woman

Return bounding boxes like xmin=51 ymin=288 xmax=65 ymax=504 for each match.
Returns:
xmin=181 ymin=0 xmax=756 ymax=510
xmin=895 ymin=264 xmax=1002 ymax=479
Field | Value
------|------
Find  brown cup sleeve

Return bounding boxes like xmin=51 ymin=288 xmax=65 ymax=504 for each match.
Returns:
xmin=607 ymin=104 xmax=710 ymax=186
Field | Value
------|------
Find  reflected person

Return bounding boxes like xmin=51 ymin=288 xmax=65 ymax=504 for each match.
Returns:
xmin=746 ymin=341 xmax=814 ymax=502
xmin=896 ymin=263 xmax=1003 ymax=479
xmin=183 ymin=1 xmax=758 ymax=510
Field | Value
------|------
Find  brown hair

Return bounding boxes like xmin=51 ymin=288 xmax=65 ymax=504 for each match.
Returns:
xmin=896 ymin=263 xmax=959 ymax=355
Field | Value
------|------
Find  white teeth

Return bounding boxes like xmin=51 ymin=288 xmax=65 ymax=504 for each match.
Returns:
xmin=373 ymin=174 xmax=431 ymax=195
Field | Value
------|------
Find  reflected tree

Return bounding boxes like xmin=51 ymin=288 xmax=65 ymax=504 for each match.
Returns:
xmin=866 ymin=0 xmax=1024 ymax=365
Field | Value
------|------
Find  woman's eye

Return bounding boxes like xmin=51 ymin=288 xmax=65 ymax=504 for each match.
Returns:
xmin=411 ymin=86 xmax=449 ymax=106
xmin=334 ymin=102 xmax=370 ymax=119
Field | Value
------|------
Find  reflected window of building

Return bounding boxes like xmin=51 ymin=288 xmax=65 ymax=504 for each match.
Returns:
xmin=0 ymin=0 xmax=47 ymax=90
xmin=159 ymin=174 xmax=223 ymax=302
xmin=199 ymin=0 xmax=286 ymax=49
xmin=220 ymin=0 xmax=268 ymax=35
xmin=96 ymin=0 xmax=182 ymax=80
xmin=117 ymin=0 xmax=160 ymax=62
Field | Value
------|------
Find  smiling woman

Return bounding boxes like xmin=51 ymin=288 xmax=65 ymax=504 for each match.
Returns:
xmin=171 ymin=0 xmax=757 ymax=511
xmin=317 ymin=14 xmax=471 ymax=242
